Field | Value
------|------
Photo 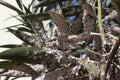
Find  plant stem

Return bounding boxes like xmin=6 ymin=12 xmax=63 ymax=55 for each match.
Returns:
xmin=98 ymin=0 xmax=106 ymax=80
xmin=98 ymin=0 xmax=105 ymax=49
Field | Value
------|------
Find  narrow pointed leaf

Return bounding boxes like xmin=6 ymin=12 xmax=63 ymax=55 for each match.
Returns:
xmin=34 ymin=0 xmax=68 ymax=8
xmin=25 ymin=5 xmax=82 ymax=21
xmin=0 ymin=47 xmax=44 ymax=63
xmin=40 ymin=7 xmax=43 ymax=13
xmin=0 ymin=0 xmax=23 ymax=15
xmin=23 ymin=4 xmax=32 ymax=13
xmin=18 ymin=27 xmax=34 ymax=33
xmin=16 ymin=0 xmax=23 ymax=11
xmin=2 ymin=23 xmax=24 ymax=30
xmin=28 ymin=0 xmax=35 ymax=9
xmin=0 ymin=44 xmax=22 ymax=48
xmin=6 ymin=15 xmax=24 ymax=23
xmin=7 ymin=28 xmax=35 ymax=46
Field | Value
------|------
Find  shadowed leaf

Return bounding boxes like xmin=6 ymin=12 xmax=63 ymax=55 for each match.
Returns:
xmin=34 ymin=0 xmax=68 ymax=8
xmin=18 ymin=27 xmax=34 ymax=33
xmin=23 ymin=4 xmax=32 ymax=13
xmin=16 ymin=0 xmax=23 ymax=11
xmin=7 ymin=28 xmax=35 ymax=46
xmin=0 ymin=61 xmax=38 ymax=76
xmin=0 ymin=44 xmax=22 ymax=48
xmin=0 ymin=0 xmax=23 ymax=15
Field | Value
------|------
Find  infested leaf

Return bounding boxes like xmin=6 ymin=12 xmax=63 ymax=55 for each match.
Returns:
xmin=24 ymin=13 xmax=51 ymax=21
xmin=48 ymin=11 xmax=69 ymax=34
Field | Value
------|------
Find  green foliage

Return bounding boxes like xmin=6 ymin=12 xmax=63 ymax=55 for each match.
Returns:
xmin=0 ymin=44 xmax=22 ymax=48
xmin=0 ymin=47 xmax=44 ymax=63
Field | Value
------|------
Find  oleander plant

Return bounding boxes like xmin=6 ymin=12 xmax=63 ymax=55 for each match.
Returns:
xmin=0 ymin=0 xmax=120 ymax=80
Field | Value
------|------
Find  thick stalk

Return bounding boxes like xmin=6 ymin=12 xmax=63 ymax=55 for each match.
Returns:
xmin=98 ymin=0 xmax=105 ymax=48
xmin=98 ymin=0 xmax=106 ymax=80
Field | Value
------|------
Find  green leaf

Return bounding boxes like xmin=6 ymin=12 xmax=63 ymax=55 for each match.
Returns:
xmin=28 ymin=0 xmax=35 ymax=9
xmin=7 ymin=28 xmax=35 ymax=46
xmin=24 ymin=13 xmax=51 ymax=21
xmin=34 ymin=0 xmax=68 ymax=8
xmin=0 ymin=47 xmax=44 ymax=64
xmin=18 ymin=27 xmax=34 ymax=33
xmin=25 ymin=5 xmax=82 ymax=21
xmin=40 ymin=7 xmax=44 ymax=13
xmin=0 ymin=44 xmax=22 ymax=48
xmin=2 ymin=23 xmax=24 ymax=30
xmin=9 ymin=15 xmax=25 ymax=24
xmin=23 ymin=4 xmax=32 ymax=13
xmin=0 ymin=0 xmax=23 ymax=15
xmin=16 ymin=0 xmax=23 ymax=11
